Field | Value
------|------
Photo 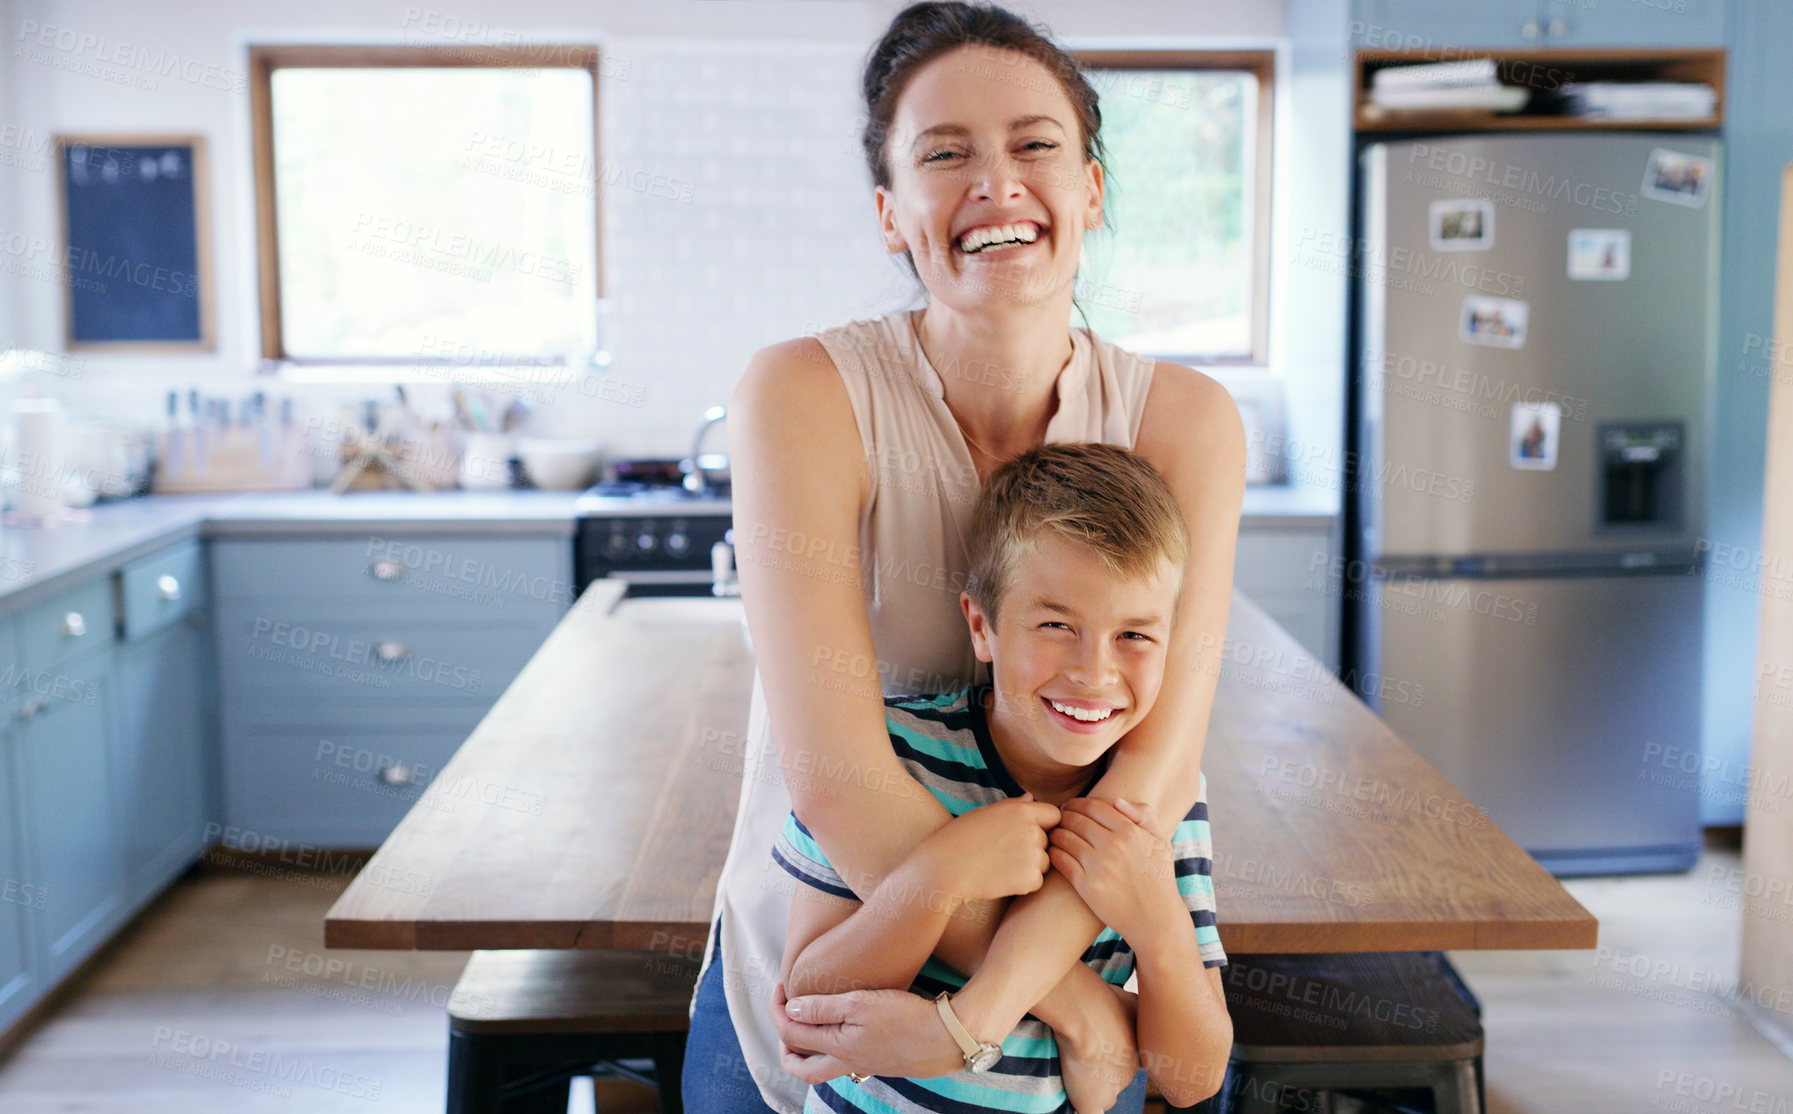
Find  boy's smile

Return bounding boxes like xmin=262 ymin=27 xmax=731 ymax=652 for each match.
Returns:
xmin=963 ymin=534 xmax=1180 ymax=804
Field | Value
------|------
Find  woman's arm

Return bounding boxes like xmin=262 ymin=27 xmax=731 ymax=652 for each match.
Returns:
xmin=948 ymin=365 xmax=1246 ymax=1042
xmin=781 ymin=797 xmax=1061 ymax=999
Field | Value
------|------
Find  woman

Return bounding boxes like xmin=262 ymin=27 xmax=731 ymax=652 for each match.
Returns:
xmin=684 ymin=4 xmax=1245 ymax=1111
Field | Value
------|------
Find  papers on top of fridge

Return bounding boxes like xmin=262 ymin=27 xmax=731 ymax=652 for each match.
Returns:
xmin=1366 ymin=59 xmax=1528 ymax=114
xmin=1372 ymin=59 xmax=1499 ymax=92
xmin=1560 ymin=82 xmax=1716 ymax=120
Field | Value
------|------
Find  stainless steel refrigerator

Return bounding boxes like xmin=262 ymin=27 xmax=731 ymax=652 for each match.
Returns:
xmin=1351 ymin=133 xmax=1718 ymax=876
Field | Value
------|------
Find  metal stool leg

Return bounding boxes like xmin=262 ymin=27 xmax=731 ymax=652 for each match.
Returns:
xmin=1429 ymin=1059 xmax=1480 ymax=1114
xmin=652 ymin=1034 xmax=685 ymax=1114
xmin=448 ymin=1030 xmax=507 ymax=1114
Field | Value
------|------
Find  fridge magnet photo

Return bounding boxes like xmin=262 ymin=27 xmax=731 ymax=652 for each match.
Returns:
xmin=1509 ymin=401 xmax=1561 ymax=471
xmin=1429 ymin=198 xmax=1494 ymax=252
xmin=1641 ymin=148 xmax=1711 ymax=208
xmin=1567 ymin=228 xmax=1631 ymax=281
xmin=1460 ymin=295 xmax=1529 ymax=349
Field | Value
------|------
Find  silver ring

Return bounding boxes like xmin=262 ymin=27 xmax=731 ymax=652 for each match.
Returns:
xmin=847 ymin=1072 xmax=869 ymax=1085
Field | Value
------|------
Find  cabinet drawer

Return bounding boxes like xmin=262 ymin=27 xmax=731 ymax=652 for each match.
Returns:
xmin=210 ymin=536 xmax=572 ymax=614
xmin=215 ymin=607 xmax=554 ymax=714
xmin=18 ymin=578 xmax=115 ymax=674
xmin=119 ymin=540 xmax=206 ymax=642
xmin=222 ymin=723 xmax=493 ymax=848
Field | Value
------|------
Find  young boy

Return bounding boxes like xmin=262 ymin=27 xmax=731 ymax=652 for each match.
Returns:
xmin=771 ymin=442 xmax=1230 ymax=1113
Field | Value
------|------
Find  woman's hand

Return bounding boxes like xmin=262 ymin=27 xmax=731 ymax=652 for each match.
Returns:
xmin=1056 ymin=980 xmax=1140 ymax=1114
xmin=917 ymin=795 xmax=1060 ymax=906
xmin=1047 ymin=798 xmax=1181 ymax=946
xmin=770 ymin=983 xmax=964 ymax=1082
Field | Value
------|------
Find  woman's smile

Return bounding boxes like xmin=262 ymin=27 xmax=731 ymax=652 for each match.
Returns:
xmin=954 ymin=219 xmax=1048 ymax=256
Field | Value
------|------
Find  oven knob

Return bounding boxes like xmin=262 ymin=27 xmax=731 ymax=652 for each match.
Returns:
xmin=665 ymin=531 xmax=690 ymax=556
xmin=604 ymin=530 xmax=631 ymax=558
xmin=636 ymin=530 xmax=657 ymax=553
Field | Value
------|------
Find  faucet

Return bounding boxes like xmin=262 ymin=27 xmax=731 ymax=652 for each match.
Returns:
xmin=683 ymin=405 xmax=727 ymax=495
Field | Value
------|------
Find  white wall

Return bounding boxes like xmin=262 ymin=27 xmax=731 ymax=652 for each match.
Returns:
xmin=0 ymin=0 xmax=1335 ymax=465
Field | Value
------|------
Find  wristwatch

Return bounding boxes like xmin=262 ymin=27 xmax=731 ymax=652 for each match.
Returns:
xmin=934 ymin=991 xmax=1003 ymax=1073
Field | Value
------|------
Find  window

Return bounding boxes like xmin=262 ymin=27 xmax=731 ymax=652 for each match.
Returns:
xmin=1072 ymin=51 xmax=1274 ymax=367
xmin=250 ymin=46 xmax=602 ymax=366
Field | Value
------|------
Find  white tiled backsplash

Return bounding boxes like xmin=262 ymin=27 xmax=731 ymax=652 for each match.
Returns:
xmin=591 ymin=37 xmax=919 ymax=456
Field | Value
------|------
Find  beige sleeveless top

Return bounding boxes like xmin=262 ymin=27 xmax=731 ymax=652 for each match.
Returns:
xmin=705 ymin=307 xmax=1156 ymax=1113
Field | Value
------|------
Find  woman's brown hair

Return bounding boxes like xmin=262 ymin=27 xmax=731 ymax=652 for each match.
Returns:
xmin=860 ymin=1 xmax=1107 ymax=191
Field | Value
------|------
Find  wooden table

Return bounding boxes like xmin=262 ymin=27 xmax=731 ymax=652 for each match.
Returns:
xmin=326 ymin=581 xmax=1595 ymax=955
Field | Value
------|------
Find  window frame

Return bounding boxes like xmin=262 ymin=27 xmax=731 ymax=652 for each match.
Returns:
xmin=1071 ymin=49 xmax=1275 ymax=368
xmin=248 ymin=44 xmax=604 ymax=367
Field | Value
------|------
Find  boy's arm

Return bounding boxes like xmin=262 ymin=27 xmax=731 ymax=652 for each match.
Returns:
xmin=1047 ymin=796 xmax=1232 ymax=1107
xmin=1129 ymin=905 xmax=1232 ymax=1105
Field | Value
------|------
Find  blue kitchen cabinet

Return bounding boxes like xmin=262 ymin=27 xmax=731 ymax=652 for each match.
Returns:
xmin=0 ymin=654 xmax=39 ymax=1037
xmin=1353 ymin=0 xmax=1722 ymax=47
xmin=114 ymin=541 xmax=215 ymax=907
xmin=0 ymin=754 xmax=37 ymax=1037
xmin=1532 ymin=0 xmax=1723 ymax=47
xmin=13 ymin=650 xmax=124 ymax=989
xmin=211 ymin=534 xmax=570 ymax=847
xmin=1355 ymin=0 xmax=1538 ymax=48
xmin=209 ymin=535 xmax=573 ymax=611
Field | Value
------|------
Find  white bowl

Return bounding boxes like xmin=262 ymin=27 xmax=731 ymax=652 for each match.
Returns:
xmin=515 ymin=437 xmax=603 ymax=491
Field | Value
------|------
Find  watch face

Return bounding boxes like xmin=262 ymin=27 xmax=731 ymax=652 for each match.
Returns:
xmin=968 ymin=1045 xmax=1003 ymax=1073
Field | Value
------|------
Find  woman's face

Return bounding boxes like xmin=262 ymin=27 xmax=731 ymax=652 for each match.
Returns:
xmin=874 ymin=44 xmax=1103 ymax=313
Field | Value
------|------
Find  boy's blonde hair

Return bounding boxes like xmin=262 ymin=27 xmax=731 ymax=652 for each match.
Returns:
xmin=966 ymin=442 xmax=1190 ymax=621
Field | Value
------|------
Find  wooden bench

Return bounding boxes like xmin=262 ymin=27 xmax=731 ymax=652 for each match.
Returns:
xmin=1219 ymin=953 xmax=1485 ymax=1114
xmin=446 ymin=949 xmax=701 ymax=1113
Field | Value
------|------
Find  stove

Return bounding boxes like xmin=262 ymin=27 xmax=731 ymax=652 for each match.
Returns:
xmin=574 ymin=481 xmax=734 ymax=597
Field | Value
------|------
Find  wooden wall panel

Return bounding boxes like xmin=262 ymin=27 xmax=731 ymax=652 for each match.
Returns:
xmin=1742 ymin=165 xmax=1793 ymax=1043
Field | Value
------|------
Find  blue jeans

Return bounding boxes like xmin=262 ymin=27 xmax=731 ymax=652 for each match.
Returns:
xmin=681 ymin=922 xmax=1150 ymax=1114
xmin=684 ymin=929 xmax=779 ymax=1114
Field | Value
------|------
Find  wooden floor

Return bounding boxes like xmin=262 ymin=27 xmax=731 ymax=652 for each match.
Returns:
xmin=0 ymin=844 xmax=1787 ymax=1113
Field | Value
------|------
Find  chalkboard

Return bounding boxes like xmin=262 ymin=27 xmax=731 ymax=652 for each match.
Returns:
xmin=57 ymin=135 xmax=213 ymax=350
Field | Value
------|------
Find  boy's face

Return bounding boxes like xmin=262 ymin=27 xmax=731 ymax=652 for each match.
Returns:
xmin=962 ymin=534 xmax=1181 ymax=772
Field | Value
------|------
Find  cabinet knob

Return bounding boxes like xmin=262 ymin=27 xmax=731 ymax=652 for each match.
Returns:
xmin=378 ymin=763 xmax=416 ymax=786
xmin=369 ymin=559 xmax=406 ymax=581
xmin=156 ymin=574 xmax=182 ymax=601
xmin=375 ymin=640 xmax=411 ymax=663
xmin=1547 ymin=16 xmax=1567 ymax=37
xmin=1521 ymin=17 xmax=1542 ymax=38
xmin=62 ymin=612 xmax=86 ymax=638
xmin=15 ymin=697 xmax=46 ymax=720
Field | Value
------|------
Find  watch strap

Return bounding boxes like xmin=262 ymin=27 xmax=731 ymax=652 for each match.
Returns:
xmin=933 ymin=991 xmax=980 ymax=1059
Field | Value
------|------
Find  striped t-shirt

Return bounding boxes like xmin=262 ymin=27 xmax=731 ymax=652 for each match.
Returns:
xmin=771 ymin=686 xmax=1226 ymax=1114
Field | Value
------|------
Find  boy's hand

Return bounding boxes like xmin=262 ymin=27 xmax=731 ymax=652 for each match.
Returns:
xmin=1047 ymin=798 xmax=1180 ymax=945
xmin=919 ymin=794 xmax=1060 ymax=905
